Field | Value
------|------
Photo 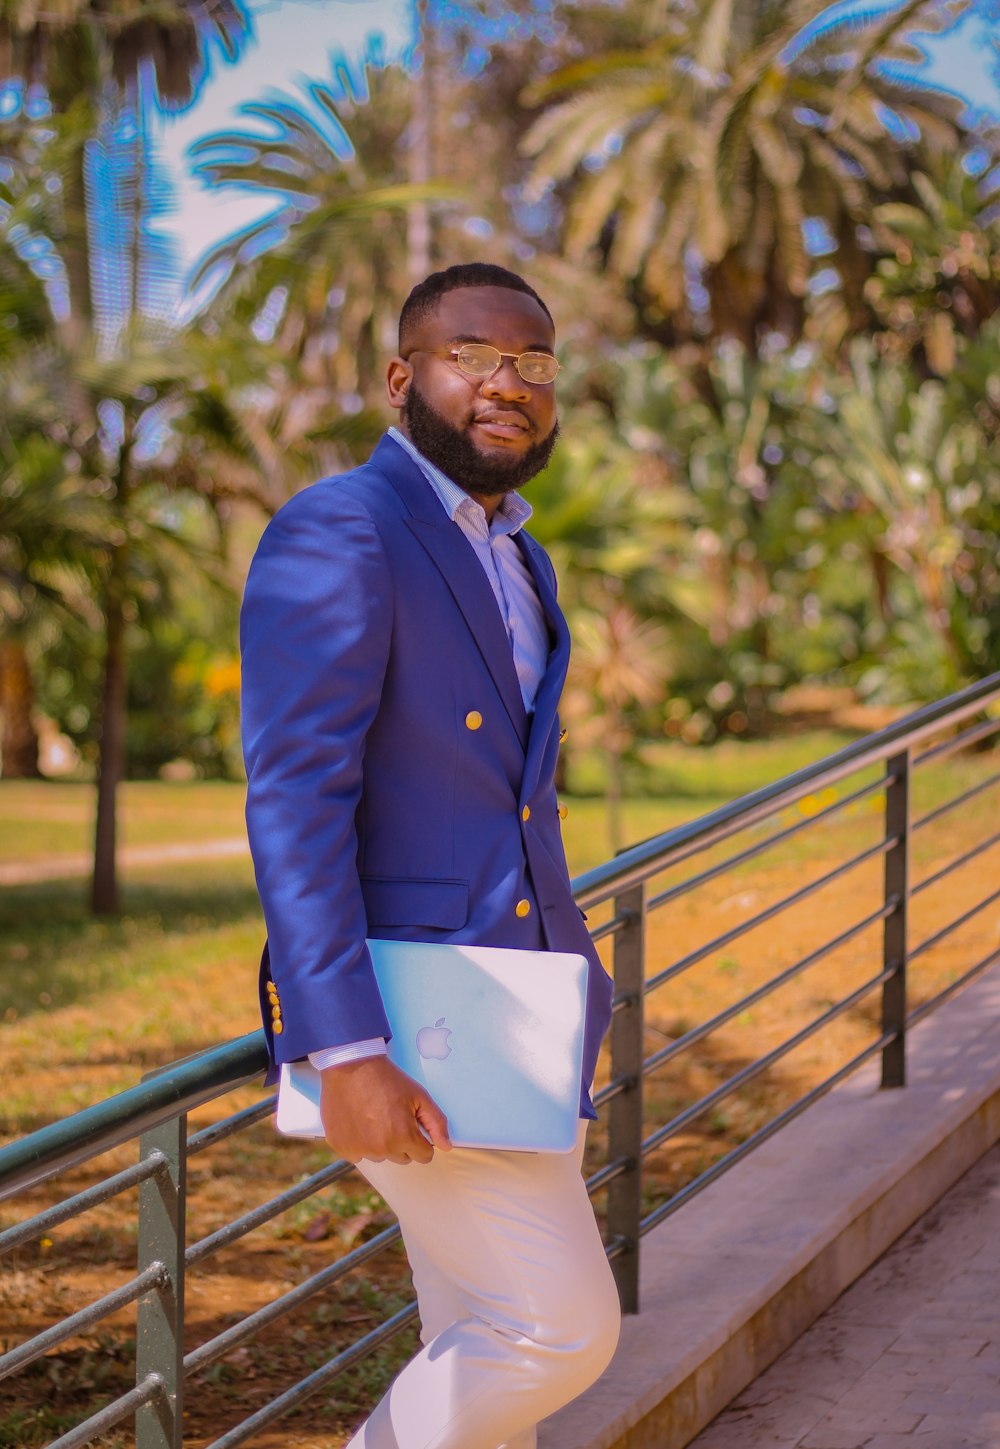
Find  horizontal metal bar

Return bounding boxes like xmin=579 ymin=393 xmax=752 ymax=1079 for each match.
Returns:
xmin=906 ymin=944 xmax=1000 ymax=1029
xmin=187 ymin=1096 xmax=276 ymax=1156
xmin=909 ymin=883 xmax=1000 ymax=964
xmin=638 ymin=1031 xmax=897 ymax=1236
xmin=593 ymin=1072 xmax=632 ymax=1108
xmin=185 ymin=1222 xmax=403 ymax=1374
xmin=911 ymin=824 xmax=1000 ymax=898
xmin=585 ymin=1155 xmax=631 ymax=1195
xmin=0 ymin=1032 xmax=268 ymax=1203
xmin=604 ymin=1233 xmax=629 ymax=1262
xmin=186 ymin=1157 xmax=354 ymax=1265
xmin=913 ymin=716 xmax=1000 ymax=767
xmin=572 ymin=675 xmax=1000 ymax=911
xmin=589 ymin=912 xmax=627 ymax=945
xmin=911 ymin=768 xmax=1000 ymax=834
xmin=646 ymin=772 xmax=889 ymax=916
xmin=644 ymin=837 xmax=896 ymax=998
xmin=47 ymin=1373 xmax=166 ymax=1449
xmin=0 ymin=1261 xmax=165 ymax=1381
xmin=641 ymin=966 xmax=896 ymax=1159
xmin=204 ymin=1301 xmax=420 ymax=1449
xmin=0 ymin=1150 xmax=166 ymax=1258
xmin=642 ymin=899 xmax=897 ymax=1079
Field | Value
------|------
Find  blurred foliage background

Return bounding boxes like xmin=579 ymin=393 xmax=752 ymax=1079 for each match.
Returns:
xmin=1 ymin=0 xmax=999 ymax=905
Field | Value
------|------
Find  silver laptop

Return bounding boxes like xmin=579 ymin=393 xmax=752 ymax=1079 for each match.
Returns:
xmin=276 ymin=939 xmax=589 ymax=1153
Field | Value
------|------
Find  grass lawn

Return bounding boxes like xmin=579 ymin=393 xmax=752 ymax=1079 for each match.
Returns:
xmin=0 ymin=727 xmax=864 ymax=865
xmin=0 ymin=779 xmax=249 ymax=862
xmin=2 ymin=724 xmax=999 ymax=1447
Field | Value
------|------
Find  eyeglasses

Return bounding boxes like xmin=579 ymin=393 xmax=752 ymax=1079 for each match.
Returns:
xmin=405 ymin=343 xmax=560 ymax=385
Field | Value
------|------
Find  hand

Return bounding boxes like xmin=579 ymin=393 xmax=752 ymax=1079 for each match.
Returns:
xmin=319 ymin=1055 xmax=452 ymax=1165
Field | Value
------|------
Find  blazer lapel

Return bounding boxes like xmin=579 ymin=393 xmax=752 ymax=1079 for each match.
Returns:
xmin=372 ymin=436 xmax=529 ymax=749
xmin=516 ymin=530 xmax=571 ymax=793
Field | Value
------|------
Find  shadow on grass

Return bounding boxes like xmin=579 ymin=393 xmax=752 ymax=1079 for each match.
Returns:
xmin=0 ymin=873 xmax=263 ymax=1024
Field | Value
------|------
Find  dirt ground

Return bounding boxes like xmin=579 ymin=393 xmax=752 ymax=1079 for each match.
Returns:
xmin=2 ymin=739 xmax=999 ymax=1448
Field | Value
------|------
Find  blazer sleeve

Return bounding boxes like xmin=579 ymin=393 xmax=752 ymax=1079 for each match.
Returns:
xmin=240 ymin=482 xmax=394 ymax=1063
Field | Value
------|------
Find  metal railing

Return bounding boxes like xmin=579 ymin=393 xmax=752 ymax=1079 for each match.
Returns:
xmin=2 ymin=672 xmax=1000 ymax=1446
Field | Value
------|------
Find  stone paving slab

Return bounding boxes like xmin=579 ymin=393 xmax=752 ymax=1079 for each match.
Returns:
xmin=688 ymin=1146 xmax=1000 ymax=1449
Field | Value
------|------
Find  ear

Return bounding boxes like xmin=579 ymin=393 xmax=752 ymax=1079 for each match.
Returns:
xmin=386 ymin=356 xmax=412 ymax=412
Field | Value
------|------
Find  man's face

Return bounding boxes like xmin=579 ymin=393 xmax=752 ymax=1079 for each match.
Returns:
xmin=387 ymin=285 xmax=559 ymax=498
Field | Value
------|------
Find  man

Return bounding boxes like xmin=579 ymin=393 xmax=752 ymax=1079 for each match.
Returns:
xmin=241 ymin=262 xmax=620 ymax=1449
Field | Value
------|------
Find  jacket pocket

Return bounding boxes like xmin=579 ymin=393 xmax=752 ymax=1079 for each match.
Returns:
xmin=361 ymin=876 xmax=469 ymax=930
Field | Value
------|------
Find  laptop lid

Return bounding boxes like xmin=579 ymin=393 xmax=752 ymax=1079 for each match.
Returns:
xmin=276 ymin=939 xmax=589 ymax=1153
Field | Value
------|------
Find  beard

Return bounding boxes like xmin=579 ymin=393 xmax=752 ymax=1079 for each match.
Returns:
xmin=402 ymin=381 xmax=559 ymax=497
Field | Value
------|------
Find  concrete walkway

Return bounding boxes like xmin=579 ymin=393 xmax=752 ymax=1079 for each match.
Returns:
xmin=0 ymin=836 xmax=249 ymax=885
xmin=689 ymin=1146 xmax=1000 ymax=1449
xmin=541 ymin=963 xmax=1000 ymax=1449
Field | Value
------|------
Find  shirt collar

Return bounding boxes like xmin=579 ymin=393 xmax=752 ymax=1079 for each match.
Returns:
xmin=388 ymin=426 xmax=533 ymax=535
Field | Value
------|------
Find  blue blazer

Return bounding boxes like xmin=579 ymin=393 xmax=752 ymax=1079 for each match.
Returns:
xmin=241 ymin=433 xmax=614 ymax=1117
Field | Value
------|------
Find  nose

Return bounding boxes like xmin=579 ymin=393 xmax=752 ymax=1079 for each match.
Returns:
xmin=481 ymin=356 xmax=531 ymax=403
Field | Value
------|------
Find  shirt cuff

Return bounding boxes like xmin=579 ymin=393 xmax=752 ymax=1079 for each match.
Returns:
xmin=308 ymin=1038 xmax=388 ymax=1071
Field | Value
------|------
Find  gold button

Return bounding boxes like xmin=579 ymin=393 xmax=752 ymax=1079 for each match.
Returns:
xmin=266 ymin=980 xmax=277 ymax=993
xmin=272 ymin=1019 xmax=284 ymax=1035
xmin=271 ymin=1003 xmax=282 ymax=1018
xmin=559 ymin=727 xmax=568 ymax=742
xmin=465 ymin=710 xmax=483 ymax=731
xmin=521 ymin=806 xmax=531 ymax=822
xmin=515 ymin=899 xmax=531 ymax=918
xmin=267 ymin=989 xmax=279 ymax=1002
xmin=559 ymin=803 xmax=569 ymax=820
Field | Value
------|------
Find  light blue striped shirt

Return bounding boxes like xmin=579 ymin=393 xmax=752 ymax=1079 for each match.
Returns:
xmin=308 ymin=428 xmax=551 ymax=1072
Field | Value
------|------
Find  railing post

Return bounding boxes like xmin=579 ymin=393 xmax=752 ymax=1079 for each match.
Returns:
xmin=607 ymin=882 xmax=646 ymax=1313
xmin=135 ymin=1109 xmax=187 ymax=1449
xmin=882 ymin=748 xmax=910 ymax=1088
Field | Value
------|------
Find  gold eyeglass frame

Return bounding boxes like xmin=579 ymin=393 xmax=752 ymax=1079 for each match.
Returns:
xmin=404 ymin=343 xmax=561 ymax=385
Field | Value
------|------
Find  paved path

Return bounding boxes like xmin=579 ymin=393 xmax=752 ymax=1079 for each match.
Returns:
xmin=689 ymin=1146 xmax=1000 ymax=1449
xmin=0 ymin=837 xmax=249 ymax=885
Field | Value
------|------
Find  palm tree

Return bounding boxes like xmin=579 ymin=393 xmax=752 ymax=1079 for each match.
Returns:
xmin=862 ymin=153 xmax=1000 ymax=374
xmin=1 ymin=0 xmax=249 ymax=898
xmin=1 ymin=0 xmax=251 ymax=361
xmin=565 ymin=603 xmax=672 ymax=853
xmin=0 ymin=0 xmax=249 ymax=112
xmin=190 ymin=64 xmax=457 ymax=419
xmin=0 ymin=89 xmax=251 ymax=907
xmin=802 ymin=338 xmax=1000 ymax=695
xmin=0 ymin=350 xmax=110 ymax=777
xmin=522 ymin=0 xmax=968 ymax=355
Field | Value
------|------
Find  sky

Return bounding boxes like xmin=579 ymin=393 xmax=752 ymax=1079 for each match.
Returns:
xmin=153 ymin=0 xmax=414 ymax=274
xmin=151 ymin=0 xmax=1000 ymax=285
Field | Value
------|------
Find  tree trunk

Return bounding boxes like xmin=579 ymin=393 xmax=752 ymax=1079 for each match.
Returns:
xmin=606 ymin=714 xmax=624 ymax=857
xmin=92 ymin=78 xmax=144 ymax=917
xmin=870 ymin=546 xmax=892 ymax=625
xmin=91 ymin=560 xmax=127 ymax=914
xmin=408 ymin=0 xmax=435 ymax=282
xmin=91 ymin=445 xmax=131 ymax=916
xmin=0 ymin=639 xmax=41 ymax=779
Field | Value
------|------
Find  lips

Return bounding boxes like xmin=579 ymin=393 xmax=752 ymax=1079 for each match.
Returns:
xmin=473 ymin=411 xmax=532 ymax=440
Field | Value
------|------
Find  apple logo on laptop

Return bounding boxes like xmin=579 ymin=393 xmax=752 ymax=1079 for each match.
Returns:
xmin=416 ymin=1017 xmax=452 ymax=1061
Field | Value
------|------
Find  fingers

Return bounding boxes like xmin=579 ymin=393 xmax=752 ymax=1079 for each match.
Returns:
xmin=317 ymin=1059 xmax=450 ymax=1165
xmin=414 ymin=1092 xmax=452 ymax=1152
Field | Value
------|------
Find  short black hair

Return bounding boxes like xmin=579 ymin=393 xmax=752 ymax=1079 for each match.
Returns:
xmin=398 ymin=263 xmax=553 ymax=352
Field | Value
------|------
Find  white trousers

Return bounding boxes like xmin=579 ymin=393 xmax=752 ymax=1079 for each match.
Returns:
xmin=345 ymin=1126 xmax=621 ymax=1449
